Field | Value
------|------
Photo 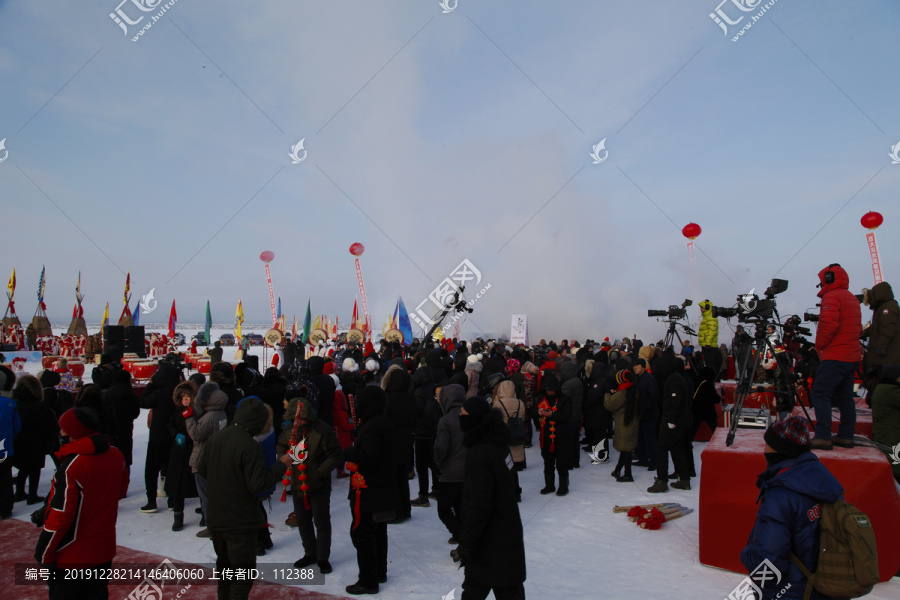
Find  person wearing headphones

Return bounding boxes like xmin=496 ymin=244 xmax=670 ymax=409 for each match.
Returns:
xmin=810 ymin=263 xmax=862 ymax=450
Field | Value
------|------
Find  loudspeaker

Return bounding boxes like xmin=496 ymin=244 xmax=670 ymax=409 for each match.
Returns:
xmin=124 ymin=326 xmax=146 ymax=357
xmin=243 ymin=354 xmax=259 ymax=372
xmin=103 ymin=326 xmax=125 ymax=357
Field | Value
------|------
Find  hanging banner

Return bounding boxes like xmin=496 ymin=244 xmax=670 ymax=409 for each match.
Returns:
xmin=355 ymin=257 xmax=370 ymax=327
xmin=510 ymin=314 xmax=528 ymax=345
xmin=265 ymin=263 xmax=277 ymax=325
xmin=866 ymin=231 xmax=883 ymax=285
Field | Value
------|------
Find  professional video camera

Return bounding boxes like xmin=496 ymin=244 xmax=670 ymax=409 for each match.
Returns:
xmin=803 ymin=311 xmax=819 ymax=323
xmin=712 ymin=279 xmax=788 ymax=323
xmin=647 ymin=299 xmax=692 ymax=320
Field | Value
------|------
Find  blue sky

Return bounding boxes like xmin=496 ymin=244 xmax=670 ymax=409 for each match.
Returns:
xmin=1 ymin=0 xmax=898 ymax=342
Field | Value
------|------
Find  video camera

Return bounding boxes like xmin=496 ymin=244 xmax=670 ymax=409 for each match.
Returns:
xmin=803 ymin=311 xmax=819 ymax=323
xmin=648 ymin=299 xmax=692 ymax=320
xmin=712 ymin=279 xmax=788 ymax=323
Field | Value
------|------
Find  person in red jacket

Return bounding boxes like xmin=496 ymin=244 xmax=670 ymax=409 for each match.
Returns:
xmin=35 ymin=407 xmax=129 ymax=599
xmin=810 ymin=263 xmax=862 ymax=450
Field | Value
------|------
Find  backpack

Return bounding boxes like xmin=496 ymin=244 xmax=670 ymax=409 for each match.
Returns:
xmin=791 ymin=497 xmax=879 ymax=600
xmin=498 ymin=399 xmax=526 ymax=447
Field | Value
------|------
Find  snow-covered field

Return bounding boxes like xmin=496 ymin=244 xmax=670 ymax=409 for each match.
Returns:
xmin=6 ymin=325 xmax=900 ymax=599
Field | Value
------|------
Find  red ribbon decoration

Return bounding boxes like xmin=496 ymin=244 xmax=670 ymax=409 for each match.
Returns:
xmin=627 ymin=506 xmax=648 ymax=519
xmin=347 ymin=462 xmax=367 ymax=531
xmin=637 ymin=508 xmax=667 ymax=530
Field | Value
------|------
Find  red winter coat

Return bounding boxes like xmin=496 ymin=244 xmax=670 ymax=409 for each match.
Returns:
xmin=815 ymin=264 xmax=862 ymax=363
xmin=332 ymin=389 xmax=354 ymax=450
xmin=35 ymin=434 xmax=128 ymax=566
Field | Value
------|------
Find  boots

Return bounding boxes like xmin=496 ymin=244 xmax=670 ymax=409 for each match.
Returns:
xmin=556 ymin=471 xmax=569 ymax=496
xmin=540 ymin=468 xmax=555 ymax=494
xmin=172 ymin=512 xmax=184 ymax=532
xmin=671 ymin=479 xmax=692 ymax=490
xmin=616 ymin=463 xmax=634 ymax=483
xmin=647 ymin=477 xmax=669 ymax=493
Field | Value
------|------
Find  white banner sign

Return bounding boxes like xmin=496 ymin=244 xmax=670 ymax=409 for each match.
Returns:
xmin=510 ymin=314 xmax=528 ymax=345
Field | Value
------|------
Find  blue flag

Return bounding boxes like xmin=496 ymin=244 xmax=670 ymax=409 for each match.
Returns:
xmin=397 ymin=296 xmax=413 ymax=345
xmin=132 ymin=301 xmax=140 ymax=326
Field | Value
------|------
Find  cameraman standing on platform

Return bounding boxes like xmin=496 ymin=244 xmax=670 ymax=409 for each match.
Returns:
xmin=810 ymin=263 xmax=862 ymax=450
xmin=698 ymin=300 xmax=722 ymax=377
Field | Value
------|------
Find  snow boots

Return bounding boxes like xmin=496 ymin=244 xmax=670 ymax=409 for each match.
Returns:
xmin=647 ymin=478 xmax=669 ymax=493
xmin=172 ymin=512 xmax=183 ymax=532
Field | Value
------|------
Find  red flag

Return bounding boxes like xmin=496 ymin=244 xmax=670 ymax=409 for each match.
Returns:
xmin=72 ymin=304 xmax=77 ymax=319
xmin=352 ymin=298 xmax=359 ymax=328
xmin=168 ymin=300 xmax=177 ymax=338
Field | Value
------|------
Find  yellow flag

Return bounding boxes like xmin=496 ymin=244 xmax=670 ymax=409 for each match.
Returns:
xmin=6 ymin=268 xmax=15 ymax=299
xmin=234 ymin=299 xmax=244 ymax=340
xmin=123 ymin=272 xmax=130 ymax=305
xmin=101 ymin=302 xmax=109 ymax=329
xmin=382 ymin=314 xmax=391 ymax=336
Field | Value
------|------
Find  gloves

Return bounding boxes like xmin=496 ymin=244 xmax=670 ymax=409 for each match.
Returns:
xmin=175 ymin=433 xmax=186 ymax=446
xmin=181 ymin=406 xmax=194 ymax=419
xmin=667 ymin=423 xmax=676 ymax=429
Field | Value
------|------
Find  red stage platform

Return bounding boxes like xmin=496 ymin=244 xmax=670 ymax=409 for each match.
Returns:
xmin=699 ymin=427 xmax=900 ymax=582
xmin=790 ymin=397 xmax=874 ymax=439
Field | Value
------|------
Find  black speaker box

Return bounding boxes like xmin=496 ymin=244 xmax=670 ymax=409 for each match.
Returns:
xmin=124 ymin=326 xmax=146 ymax=357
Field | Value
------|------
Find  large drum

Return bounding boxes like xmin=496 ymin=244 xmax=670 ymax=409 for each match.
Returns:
xmin=132 ymin=362 xmax=158 ymax=380
xmin=67 ymin=361 xmax=85 ymax=377
xmin=42 ymin=356 xmax=59 ymax=369
xmin=122 ymin=357 xmax=141 ymax=373
xmin=197 ymin=358 xmax=212 ymax=374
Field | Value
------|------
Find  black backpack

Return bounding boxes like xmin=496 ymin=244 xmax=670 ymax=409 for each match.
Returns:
xmin=498 ymin=399 xmax=526 ymax=446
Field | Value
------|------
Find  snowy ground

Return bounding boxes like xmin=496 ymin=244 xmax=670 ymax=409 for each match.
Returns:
xmin=6 ymin=327 xmax=900 ymax=599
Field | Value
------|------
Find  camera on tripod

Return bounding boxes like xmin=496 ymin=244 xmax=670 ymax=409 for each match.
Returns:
xmin=647 ymin=299 xmax=692 ymax=319
xmin=712 ymin=279 xmax=788 ymax=323
xmin=803 ymin=312 xmax=819 ymax=323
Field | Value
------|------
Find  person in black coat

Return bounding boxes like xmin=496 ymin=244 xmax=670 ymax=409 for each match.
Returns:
xmin=12 ymin=375 xmax=57 ymax=504
xmin=537 ymin=375 xmax=572 ymax=496
xmin=411 ymin=366 xmax=441 ymax=505
xmin=262 ymin=367 xmax=287 ymax=437
xmin=648 ymin=359 xmax=693 ymax=493
xmin=633 ymin=359 xmax=659 ymax=470
xmin=382 ymin=365 xmax=415 ymax=522
xmin=582 ymin=360 xmax=612 ymax=463
xmin=166 ymin=381 xmax=199 ymax=531
xmin=210 ymin=363 xmax=243 ymax=425
xmin=139 ymin=363 xmax=182 ymax=512
xmin=75 ymin=385 xmax=118 ymax=447
xmin=107 ymin=369 xmax=140 ymax=471
xmin=457 ymin=399 xmax=526 ymax=599
xmin=307 ymin=357 xmax=335 ymax=427
xmin=342 ymin=386 xmax=397 ymax=596
xmin=686 ymin=366 xmax=720 ymax=475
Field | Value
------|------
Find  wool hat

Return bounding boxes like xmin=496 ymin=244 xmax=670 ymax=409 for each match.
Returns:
xmin=462 ymin=396 xmax=491 ymax=419
xmin=59 ymin=407 xmax=100 ymax=440
xmin=365 ymin=359 xmax=379 ymax=373
xmin=764 ymin=415 xmax=812 ymax=458
xmin=548 ymin=351 xmax=558 ymax=360
xmin=615 ymin=370 xmax=634 ymax=385
xmin=323 ymin=362 xmax=337 ymax=375
xmin=632 ymin=358 xmax=647 ymax=369
xmin=342 ymin=357 xmax=359 ymax=372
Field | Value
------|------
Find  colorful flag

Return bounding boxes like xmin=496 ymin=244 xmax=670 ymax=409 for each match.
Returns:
xmin=101 ymin=302 xmax=109 ymax=330
xmin=75 ymin=271 xmax=81 ymax=302
xmin=352 ymin=298 xmax=359 ymax=328
xmin=333 ymin=316 xmax=338 ymax=339
xmin=382 ymin=314 xmax=392 ymax=337
xmin=37 ymin=266 xmax=46 ymax=306
xmin=312 ymin=314 xmax=321 ymax=332
xmin=234 ymin=299 xmax=244 ymax=340
xmin=123 ymin=272 xmax=131 ymax=305
xmin=392 ymin=301 xmax=399 ymax=329
xmin=397 ymin=296 xmax=413 ymax=345
xmin=205 ymin=300 xmax=212 ymax=347
xmin=168 ymin=300 xmax=177 ymax=339
xmin=292 ymin=315 xmax=298 ymax=340
xmin=132 ymin=300 xmax=140 ymax=326
xmin=301 ymin=300 xmax=311 ymax=345
xmin=276 ymin=297 xmax=282 ymax=321
xmin=6 ymin=268 xmax=14 ymax=299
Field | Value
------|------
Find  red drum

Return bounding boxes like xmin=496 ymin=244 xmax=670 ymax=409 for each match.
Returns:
xmin=745 ymin=391 xmax=776 ymax=412
xmin=68 ymin=361 xmax=85 ymax=377
xmin=122 ymin=358 xmax=141 ymax=373
xmin=42 ymin=356 xmax=59 ymax=369
xmin=133 ymin=362 xmax=158 ymax=380
xmin=197 ymin=359 xmax=212 ymax=374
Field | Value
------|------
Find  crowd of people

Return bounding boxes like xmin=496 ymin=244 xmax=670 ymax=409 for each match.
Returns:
xmin=1 ymin=266 xmax=899 ymax=599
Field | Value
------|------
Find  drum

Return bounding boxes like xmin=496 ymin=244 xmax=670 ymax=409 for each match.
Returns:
xmin=264 ymin=328 xmax=283 ymax=347
xmin=133 ymin=362 xmax=158 ymax=380
xmin=68 ymin=361 xmax=85 ymax=377
xmin=197 ymin=359 xmax=212 ymax=374
xmin=347 ymin=328 xmax=365 ymax=344
xmin=384 ymin=328 xmax=404 ymax=344
xmin=42 ymin=356 xmax=59 ymax=369
xmin=309 ymin=328 xmax=329 ymax=345
xmin=122 ymin=357 xmax=141 ymax=373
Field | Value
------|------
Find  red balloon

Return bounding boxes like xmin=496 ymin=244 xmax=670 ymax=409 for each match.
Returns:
xmin=260 ymin=250 xmax=275 ymax=263
xmin=860 ymin=211 xmax=883 ymax=230
xmin=349 ymin=243 xmax=365 ymax=257
xmin=682 ymin=223 xmax=702 ymax=240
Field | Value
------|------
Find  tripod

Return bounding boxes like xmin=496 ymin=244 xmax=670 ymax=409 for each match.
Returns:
xmin=725 ymin=320 xmax=812 ymax=446
xmin=663 ymin=319 xmax=701 ymax=372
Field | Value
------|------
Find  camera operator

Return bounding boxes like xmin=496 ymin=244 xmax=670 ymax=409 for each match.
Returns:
xmin=698 ymin=300 xmax=722 ymax=377
xmin=863 ymin=281 xmax=900 ymax=378
xmin=809 ymin=264 xmax=862 ymax=450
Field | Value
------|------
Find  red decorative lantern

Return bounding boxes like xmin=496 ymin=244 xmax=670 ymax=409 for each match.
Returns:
xmin=260 ymin=250 xmax=275 ymax=263
xmin=861 ymin=211 xmax=883 ymax=230
xmin=349 ymin=243 xmax=365 ymax=257
xmin=682 ymin=223 xmax=702 ymax=240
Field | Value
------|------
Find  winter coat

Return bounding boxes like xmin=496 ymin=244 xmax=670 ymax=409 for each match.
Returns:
xmin=871 ymin=378 xmax=900 ymax=480
xmin=185 ymin=382 xmax=229 ymax=472
xmin=465 ymin=361 xmax=482 ymax=399
xmin=197 ymin=397 xmax=288 ymax=532
xmin=493 ymin=380 xmax=526 ymax=463
xmin=287 ymin=400 xmax=342 ymax=494
xmin=253 ymin=424 xmax=278 ymax=498
xmin=383 ymin=366 xmax=416 ymax=466
xmin=13 ymin=384 xmax=57 ymax=470
xmin=140 ymin=364 xmax=181 ymax=443
xmin=520 ymin=362 xmax=539 ymax=410
xmin=412 ymin=367 xmax=440 ymax=439
xmin=583 ymin=362 xmax=611 ymax=432
xmin=603 ymin=384 xmax=640 ymax=452
xmin=662 ymin=365 xmax=692 ymax=430
xmin=559 ymin=360 xmax=583 ymax=423
xmin=867 ymin=281 xmax=900 ymax=367
xmin=434 ymin=383 xmax=467 ymax=483
xmin=106 ymin=372 xmax=140 ymax=466
xmin=307 ymin=356 xmax=335 ymax=426
xmin=479 ymin=355 xmax=505 ymax=397
xmin=0 ymin=394 xmax=22 ymax=460
xmin=636 ymin=370 xmax=660 ymax=422
xmin=35 ymin=433 xmax=128 ymax=567
xmin=458 ymin=409 xmax=526 ymax=588
xmin=165 ymin=404 xmax=198 ymax=500
xmin=698 ymin=301 xmax=719 ymax=347
xmin=342 ymin=389 xmax=397 ymax=514
xmin=740 ymin=452 xmax=843 ymax=600
xmin=814 ymin=264 xmax=862 ymax=363
xmin=538 ymin=378 xmax=571 ymax=461
xmin=692 ymin=367 xmax=720 ymax=424
xmin=332 ymin=389 xmax=355 ymax=450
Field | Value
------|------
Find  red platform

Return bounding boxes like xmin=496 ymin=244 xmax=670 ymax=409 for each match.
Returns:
xmin=699 ymin=427 xmax=900 ymax=581
xmin=790 ymin=397 xmax=873 ymax=439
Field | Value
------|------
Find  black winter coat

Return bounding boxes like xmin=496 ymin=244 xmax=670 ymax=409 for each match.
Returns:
xmin=307 ymin=357 xmax=335 ymax=426
xmin=867 ymin=281 xmax=900 ymax=367
xmin=140 ymin=365 xmax=181 ymax=443
xmin=662 ymin=366 xmax=693 ymax=430
xmin=165 ymin=408 xmax=198 ymax=500
xmin=343 ymin=399 xmax=397 ymax=515
xmin=583 ymin=366 xmax=612 ymax=432
xmin=107 ymin=377 xmax=140 ymax=466
xmin=13 ymin=388 xmax=57 ymax=470
xmin=412 ymin=368 xmax=440 ymax=439
xmin=384 ymin=368 xmax=416 ymax=466
xmin=459 ymin=409 xmax=526 ymax=588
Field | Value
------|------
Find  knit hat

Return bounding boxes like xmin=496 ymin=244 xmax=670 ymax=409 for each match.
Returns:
xmin=59 ymin=407 xmax=100 ymax=440
xmin=615 ymin=370 xmax=634 ymax=385
xmin=462 ymin=396 xmax=491 ymax=420
xmin=323 ymin=362 xmax=336 ymax=375
xmin=505 ymin=358 xmax=521 ymax=375
xmin=548 ymin=351 xmax=558 ymax=360
xmin=763 ymin=415 xmax=812 ymax=458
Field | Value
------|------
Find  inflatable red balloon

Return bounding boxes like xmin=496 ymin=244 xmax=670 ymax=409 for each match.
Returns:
xmin=860 ymin=211 xmax=883 ymax=230
xmin=682 ymin=223 xmax=702 ymax=240
xmin=260 ymin=250 xmax=275 ymax=263
xmin=349 ymin=243 xmax=365 ymax=257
